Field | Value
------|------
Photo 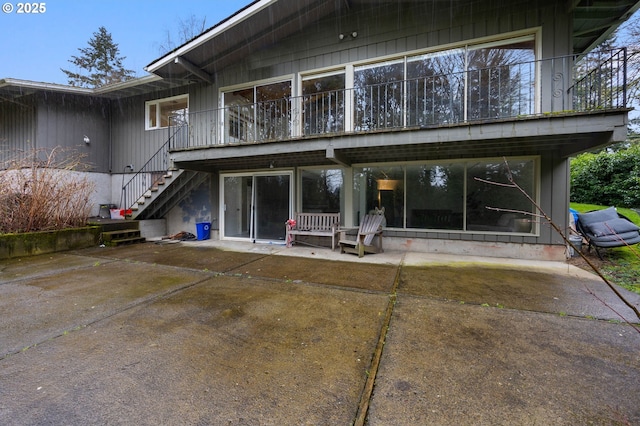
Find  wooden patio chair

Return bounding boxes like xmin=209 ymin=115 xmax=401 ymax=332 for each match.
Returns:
xmin=339 ymin=214 xmax=384 ymax=257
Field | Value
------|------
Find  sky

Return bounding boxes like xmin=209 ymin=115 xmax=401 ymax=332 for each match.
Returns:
xmin=0 ymin=0 xmax=254 ymax=84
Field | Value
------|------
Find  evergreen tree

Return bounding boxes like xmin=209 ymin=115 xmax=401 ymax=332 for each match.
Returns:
xmin=61 ymin=26 xmax=134 ymax=88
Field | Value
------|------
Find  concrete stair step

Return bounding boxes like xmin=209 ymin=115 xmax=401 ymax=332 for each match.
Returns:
xmin=101 ymin=228 xmax=140 ymax=239
xmin=108 ymin=236 xmax=146 ymax=246
xmin=101 ymin=228 xmax=145 ymax=245
xmin=87 ymin=219 xmax=139 ymax=232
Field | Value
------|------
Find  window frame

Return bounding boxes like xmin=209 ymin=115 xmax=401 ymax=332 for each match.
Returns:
xmin=350 ymin=156 xmax=539 ymax=235
xmin=220 ymin=77 xmax=294 ymax=143
xmin=145 ymin=94 xmax=189 ymax=131
xmin=301 ymin=70 xmax=347 ymax=136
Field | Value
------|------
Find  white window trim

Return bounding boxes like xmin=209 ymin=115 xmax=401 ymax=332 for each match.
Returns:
xmin=214 ymin=29 xmax=541 ymax=143
xmin=145 ymin=94 xmax=189 ymax=131
xmin=219 ymin=76 xmax=294 ymax=142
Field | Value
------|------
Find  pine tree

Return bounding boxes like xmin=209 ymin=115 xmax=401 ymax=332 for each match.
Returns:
xmin=61 ymin=26 xmax=134 ymax=88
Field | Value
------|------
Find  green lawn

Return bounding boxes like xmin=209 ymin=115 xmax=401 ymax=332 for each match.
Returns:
xmin=571 ymin=203 xmax=640 ymax=295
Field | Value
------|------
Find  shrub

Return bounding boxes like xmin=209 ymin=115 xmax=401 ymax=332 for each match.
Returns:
xmin=570 ymin=142 xmax=640 ymax=208
xmin=0 ymin=148 xmax=96 ymax=234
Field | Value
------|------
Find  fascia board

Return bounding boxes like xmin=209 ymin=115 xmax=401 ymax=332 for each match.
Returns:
xmin=145 ymin=0 xmax=277 ymax=73
xmin=0 ymin=78 xmax=94 ymax=95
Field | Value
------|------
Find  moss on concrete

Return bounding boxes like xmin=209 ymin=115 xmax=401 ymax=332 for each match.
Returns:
xmin=0 ymin=227 xmax=101 ymax=259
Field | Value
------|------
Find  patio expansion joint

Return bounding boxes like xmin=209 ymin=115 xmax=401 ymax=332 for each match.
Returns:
xmin=353 ymin=252 xmax=405 ymax=426
xmin=0 ymin=275 xmax=214 ymax=361
xmin=396 ymin=290 xmax=640 ymax=325
xmin=0 ymin=257 xmax=119 ymax=286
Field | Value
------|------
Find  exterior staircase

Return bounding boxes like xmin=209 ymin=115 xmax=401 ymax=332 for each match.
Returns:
xmin=122 ymin=129 xmax=208 ymax=221
xmin=129 ymin=169 xmax=208 ymax=220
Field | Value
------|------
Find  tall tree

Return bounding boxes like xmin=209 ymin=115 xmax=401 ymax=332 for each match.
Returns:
xmin=621 ymin=14 xmax=640 ymax=131
xmin=61 ymin=26 xmax=134 ymax=88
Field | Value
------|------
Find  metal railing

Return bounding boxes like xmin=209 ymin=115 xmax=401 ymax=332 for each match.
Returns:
xmin=571 ymin=47 xmax=627 ymax=111
xmin=121 ymin=127 xmax=178 ymax=211
xmin=120 ymin=49 xmax=627 ymax=213
xmin=168 ymin=49 xmax=627 ymax=149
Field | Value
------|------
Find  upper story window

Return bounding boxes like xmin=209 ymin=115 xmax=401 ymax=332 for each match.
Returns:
xmin=354 ymin=59 xmax=405 ymax=131
xmin=302 ymin=71 xmax=346 ymax=135
xmin=353 ymin=36 xmax=536 ymax=131
xmin=222 ymin=80 xmax=291 ymax=143
xmin=145 ymin=94 xmax=189 ymax=130
xmin=211 ymin=33 xmax=536 ymax=144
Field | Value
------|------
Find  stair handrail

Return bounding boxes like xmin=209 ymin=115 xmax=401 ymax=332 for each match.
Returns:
xmin=121 ymin=125 xmax=184 ymax=212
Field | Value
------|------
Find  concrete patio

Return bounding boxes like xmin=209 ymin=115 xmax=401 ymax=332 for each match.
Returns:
xmin=1 ymin=240 xmax=639 ymax=425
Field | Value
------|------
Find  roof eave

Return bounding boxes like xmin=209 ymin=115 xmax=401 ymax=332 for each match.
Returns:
xmin=572 ymin=0 xmax=640 ymax=54
xmin=0 ymin=74 xmax=188 ymax=100
xmin=0 ymin=78 xmax=95 ymax=95
xmin=145 ymin=0 xmax=275 ymax=74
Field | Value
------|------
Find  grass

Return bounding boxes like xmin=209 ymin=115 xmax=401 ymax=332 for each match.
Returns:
xmin=571 ymin=203 xmax=640 ymax=295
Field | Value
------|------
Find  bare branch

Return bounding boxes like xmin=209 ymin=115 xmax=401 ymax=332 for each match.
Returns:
xmin=474 ymin=177 xmax=517 ymax=188
xmin=485 ymin=206 xmax=544 ymax=219
xmin=476 ymin=157 xmax=640 ymax=326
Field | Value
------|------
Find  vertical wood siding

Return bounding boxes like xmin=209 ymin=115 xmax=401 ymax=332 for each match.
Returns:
xmin=212 ymin=0 xmax=568 ymax=92
xmin=35 ymin=93 xmax=111 ymax=172
xmin=0 ymin=97 xmax=36 ymax=165
xmin=110 ymin=86 xmax=195 ymax=173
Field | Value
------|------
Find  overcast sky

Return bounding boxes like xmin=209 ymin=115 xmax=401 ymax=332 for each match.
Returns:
xmin=0 ymin=0 xmax=254 ymax=84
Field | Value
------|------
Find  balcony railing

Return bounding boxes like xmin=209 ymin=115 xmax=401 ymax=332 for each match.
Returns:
xmin=169 ymin=49 xmax=627 ymax=150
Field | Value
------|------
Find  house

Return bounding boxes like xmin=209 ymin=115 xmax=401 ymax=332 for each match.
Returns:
xmin=1 ymin=0 xmax=638 ymax=260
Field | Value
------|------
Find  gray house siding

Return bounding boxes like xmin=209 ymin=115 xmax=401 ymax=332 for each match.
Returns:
xmin=0 ymin=97 xmax=36 ymax=164
xmin=1 ymin=93 xmax=110 ymax=171
xmin=111 ymin=95 xmax=154 ymax=174
xmin=214 ymin=1 xmax=566 ymax=83
xmin=2 ymin=0 xmax=630 ymax=258
xmin=35 ymin=93 xmax=111 ymax=172
xmin=110 ymin=86 xmax=194 ymax=173
xmin=200 ymin=0 xmax=573 ymax=117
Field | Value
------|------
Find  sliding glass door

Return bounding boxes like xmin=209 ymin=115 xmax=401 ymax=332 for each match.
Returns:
xmin=222 ymin=172 xmax=292 ymax=242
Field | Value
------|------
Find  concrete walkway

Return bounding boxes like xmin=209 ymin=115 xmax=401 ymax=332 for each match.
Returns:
xmin=1 ymin=240 xmax=639 ymax=425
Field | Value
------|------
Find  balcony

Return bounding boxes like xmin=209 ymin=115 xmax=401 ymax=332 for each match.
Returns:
xmin=168 ymin=49 xmax=630 ymax=170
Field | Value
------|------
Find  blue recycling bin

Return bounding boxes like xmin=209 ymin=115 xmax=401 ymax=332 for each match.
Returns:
xmin=569 ymin=208 xmax=579 ymax=224
xmin=195 ymin=222 xmax=211 ymax=240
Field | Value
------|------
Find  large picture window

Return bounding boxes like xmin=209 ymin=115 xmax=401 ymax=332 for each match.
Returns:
xmin=466 ymin=39 xmax=536 ymax=121
xmin=406 ymin=163 xmax=465 ymax=230
xmin=352 ymin=166 xmax=405 ymax=227
xmin=466 ymin=159 xmax=536 ymax=232
xmin=302 ymin=72 xmax=345 ymax=135
xmin=354 ymin=60 xmax=404 ymax=131
xmin=352 ymin=35 xmax=536 ymax=131
xmin=406 ymin=49 xmax=466 ymax=126
xmin=145 ymin=94 xmax=188 ymax=130
xmin=206 ymin=33 xmax=537 ymax=145
xmin=351 ymin=158 xmax=537 ymax=233
xmin=300 ymin=168 xmax=344 ymax=214
xmin=223 ymin=80 xmax=292 ymax=143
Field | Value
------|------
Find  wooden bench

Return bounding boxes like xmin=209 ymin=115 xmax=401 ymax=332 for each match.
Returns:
xmin=286 ymin=212 xmax=341 ymax=250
